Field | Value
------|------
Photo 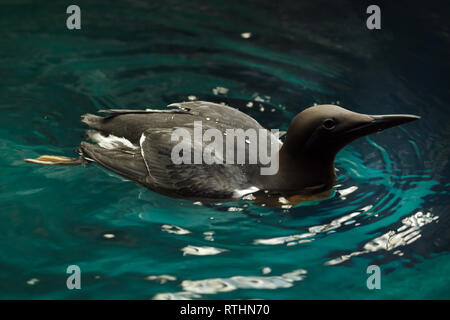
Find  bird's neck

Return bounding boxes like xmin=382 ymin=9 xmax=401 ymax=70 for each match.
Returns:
xmin=262 ymin=145 xmax=337 ymax=193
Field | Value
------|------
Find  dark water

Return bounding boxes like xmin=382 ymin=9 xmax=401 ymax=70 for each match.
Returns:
xmin=0 ymin=0 xmax=449 ymax=299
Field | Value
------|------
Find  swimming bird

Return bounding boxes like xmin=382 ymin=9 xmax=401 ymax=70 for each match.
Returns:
xmin=25 ymin=101 xmax=419 ymax=202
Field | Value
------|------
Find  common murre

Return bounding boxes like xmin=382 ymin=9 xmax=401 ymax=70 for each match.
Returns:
xmin=25 ymin=101 xmax=420 ymax=204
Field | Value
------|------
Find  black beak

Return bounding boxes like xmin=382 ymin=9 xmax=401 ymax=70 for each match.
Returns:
xmin=347 ymin=114 xmax=420 ymax=136
xmin=369 ymin=114 xmax=421 ymax=131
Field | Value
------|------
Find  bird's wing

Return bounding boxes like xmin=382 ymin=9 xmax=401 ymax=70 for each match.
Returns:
xmin=138 ymin=127 xmax=256 ymax=199
xmin=97 ymin=108 xmax=191 ymax=115
xmin=167 ymin=101 xmax=265 ymax=129
xmin=79 ymin=142 xmax=149 ymax=185
xmin=82 ymin=101 xmax=266 ymax=146
xmin=97 ymin=101 xmax=265 ymax=129
xmin=79 ymin=125 xmax=257 ymax=199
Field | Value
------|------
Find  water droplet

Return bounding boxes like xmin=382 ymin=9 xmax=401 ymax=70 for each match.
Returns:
xmin=261 ymin=267 xmax=272 ymax=275
xmin=212 ymin=87 xmax=229 ymax=95
xmin=26 ymin=278 xmax=39 ymax=285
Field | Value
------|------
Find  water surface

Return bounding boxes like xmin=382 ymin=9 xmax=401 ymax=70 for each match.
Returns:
xmin=0 ymin=0 xmax=449 ymax=299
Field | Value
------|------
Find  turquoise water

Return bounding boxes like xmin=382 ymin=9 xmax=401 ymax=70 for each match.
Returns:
xmin=0 ymin=0 xmax=449 ymax=299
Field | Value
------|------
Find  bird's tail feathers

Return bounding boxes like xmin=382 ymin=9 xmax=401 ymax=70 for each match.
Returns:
xmin=81 ymin=113 xmax=105 ymax=130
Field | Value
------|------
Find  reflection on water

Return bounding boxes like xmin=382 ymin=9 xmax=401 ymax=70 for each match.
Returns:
xmin=161 ymin=224 xmax=191 ymax=235
xmin=254 ymin=203 xmax=373 ymax=246
xmin=326 ymin=211 xmax=439 ymax=266
xmin=0 ymin=0 xmax=449 ymax=299
xmin=181 ymin=245 xmax=228 ymax=256
xmin=154 ymin=269 xmax=307 ymax=300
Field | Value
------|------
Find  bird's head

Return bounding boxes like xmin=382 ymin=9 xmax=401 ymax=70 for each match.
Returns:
xmin=283 ymin=104 xmax=420 ymax=162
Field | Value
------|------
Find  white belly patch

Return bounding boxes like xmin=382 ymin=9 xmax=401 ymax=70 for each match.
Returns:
xmin=87 ymin=130 xmax=138 ymax=150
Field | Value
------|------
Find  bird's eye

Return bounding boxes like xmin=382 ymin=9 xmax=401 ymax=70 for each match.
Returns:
xmin=322 ymin=119 xmax=335 ymax=130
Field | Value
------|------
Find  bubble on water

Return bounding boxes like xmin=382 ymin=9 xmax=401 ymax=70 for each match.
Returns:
xmin=240 ymin=32 xmax=252 ymax=39
xmin=103 ymin=233 xmax=115 ymax=239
